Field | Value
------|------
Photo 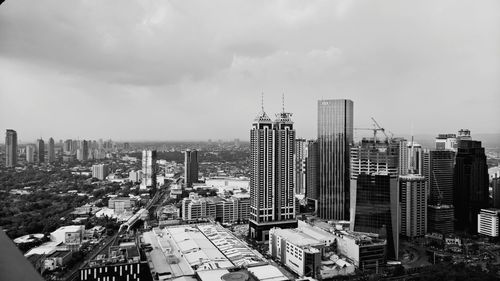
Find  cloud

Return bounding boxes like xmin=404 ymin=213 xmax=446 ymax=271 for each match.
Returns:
xmin=0 ymin=0 xmax=499 ymax=141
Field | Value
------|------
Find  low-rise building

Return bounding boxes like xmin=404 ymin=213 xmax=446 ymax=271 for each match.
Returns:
xmin=108 ymin=197 xmax=135 ymax=213
xmin=43 ymin=250 xmax=72 ymax=271
xmin=478 ymin=208 xmax=500 ymax=237
xmin=50 ymin=225 xmax=85 ymax=251
xmin=181 ymin=193 xmax=249 ymax=224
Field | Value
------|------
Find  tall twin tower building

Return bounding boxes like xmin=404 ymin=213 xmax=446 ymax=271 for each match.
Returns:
xmin=249 ymin=99 xmax=353 ymax=242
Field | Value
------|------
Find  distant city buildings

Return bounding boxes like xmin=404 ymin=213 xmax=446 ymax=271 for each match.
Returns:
xmin=249 ymin=103 xmax=297 ymax=243
xmin=317 ymin=99 xmax=353 ymax=221
xmin=141 ymin=150 xmax=157 ymax=189
xmin=26 ymin=144 xmax=35 ymax=163
xmin=5 ymin=129 xmax=18 ymax=167
xmin=37 ymin=138 xmax=45 ymax=163
xmin=48 ymin=137 xmax=55 ymax=162
xmin=184 ymin=149 xmax=199 ymax=189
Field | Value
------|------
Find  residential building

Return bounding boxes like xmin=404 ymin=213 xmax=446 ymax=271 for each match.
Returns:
xmin=317 ymin=99 xmax=353 ymax=220
xmin=108 ymin=197 xmax=134 ymax=213
xmin=295 ymin=138 xmax=308 ymax=195
xmin=184 ymin=149 xmax=199 ymax=188
xmin=454 ymin=139 xmax=489 ymax=232
xmin=249 ymin=104 xmax=297 ymax=243
xmin=26 ymin=144 xmax=35 ymax=163
xmin=399 ymin=174 xmax=427 ymax=238
xmin=5 ymin=129 xmax=17 ymax=167
xmin=92 ymin=164 xmax=109 ymax=181
xmin=141 ymin=150 xmax=157 ymax=189
xmin=477 ymin=209 xmax=500 ymax=237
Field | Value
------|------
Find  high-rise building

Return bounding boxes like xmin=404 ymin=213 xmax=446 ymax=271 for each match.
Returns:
xmin=5 ymin=129 xmax=18 ymax=167
xmin=63 ymin=139 xmax=72 ymax=154
xmin=399 ymin=174 xmax=427 ymax=238
xmin=82 ymin=140 xmax=89 ymax=161
xmin=92 ymin=164 xmax=109 ymax=181
xmin=492 ymin=178 xmax=500 ymax=209
xmin=26 ymin=145 xmax=35 ymax=163
xmin=37 ymin=138 xmax=45 ymax=163
xmin=427 ymin=205 xmax=454 ymax=234
xmin=317 ymin=99 xmax=353 ymax=220
xmin=184 ymin=150 xmax=199 ymax=189
xmin=350 ymin=139 xmax=399 ymax=180
xmin=435 ymin=134 xmax=458 ymax=152
xmin=306 ymin=140 xmax=319 ymax=202
xmin=454 ymin=139 xmax=489 ymax=232
xmin=407 ymin=141 xmax=423 ymax=175
xmin=249 ymin=105 xmax=297 ymax=243
xmin=477 ymin=209 xmax=500 ymax=237
xmin=294 ymin=138 xmax=308 ymax=195
xmin=48 ymin=137 xmax=55 ymax=163
xmin=423 ymin=150 xmax=455 ymax=206
xmin=350 ymin=173 xmax=399 ymax=260
xmin=141 ymin=150 xmax=157 ymax=189
xmin=395 ymin=138 xmax=409 ymax=175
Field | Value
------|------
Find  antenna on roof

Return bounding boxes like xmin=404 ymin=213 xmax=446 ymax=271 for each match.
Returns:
xmin=261 ymin=92 xmax=264 ymax=112
xmin=282 ymin=93 xmax=285 ymax=113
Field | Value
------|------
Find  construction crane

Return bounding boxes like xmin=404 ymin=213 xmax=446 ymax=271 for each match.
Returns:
xmin=431 ymin=170 xmax=444 ymax=205
xmin=354 ymin=117 xmax=389 ymax=143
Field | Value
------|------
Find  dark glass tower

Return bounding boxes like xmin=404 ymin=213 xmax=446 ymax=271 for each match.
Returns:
xmin=37 ymin=138 xmax=45 ymax=163
xmin=454 ymin=140 xmax=489 ymax=232
xmin=317 ymin=99 xmax=353 ymax=220
xmin=306 ymin=140 xmax=319 ymax=201
xmin=184 ymin=150 xmax=199 ymax=188
xmin=351 ymin=173 xmax=399 ymax=260
xmin=424 ymin=150 xmax=455 ymax=206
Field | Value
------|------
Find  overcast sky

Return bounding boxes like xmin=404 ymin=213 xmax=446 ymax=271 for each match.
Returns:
xmin=1 ymin=0 xmax=499 ymax=142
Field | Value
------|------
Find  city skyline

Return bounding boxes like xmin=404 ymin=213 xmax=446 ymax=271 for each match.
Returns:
xmin=1 ymin=0 xmax=499 ymax=141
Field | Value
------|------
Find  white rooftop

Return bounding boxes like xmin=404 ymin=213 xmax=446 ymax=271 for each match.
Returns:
xmin=247 ymin=265 xmax=288 ymax=281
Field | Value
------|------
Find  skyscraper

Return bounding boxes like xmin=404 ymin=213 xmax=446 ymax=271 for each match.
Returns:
xmin=249 ymin=104 xmax=297 ymax=243
xmin=48 ymin=137 xmax=55 ymax=163
xmin=26 ymin=145 xmax=35 ymax=163
xmin=317 ymin=99 xmax=353 ymax=220
xmin=141 ymin=150 xmax=157 ymax=189
xmin=351 ymin=173 xmax=399 ymax=260
xmin=454 ymin=139 xmax=489 ymax=232
xmin=5 ymin=129 xmax=17 ymax=167
xmin=306 ymin=140 xmax=319 ymax=203
xmin=492 ymin=178 xmax=500 ymax=209
xmin=37 ymin=138 xmax=45 ymax=163
xmin=424 ymin=150 xmax=455 ymax=206
xmin=184 ymin=150 xmax=199 ymax=189
xmin=294 ymin=138 xmax=308 ymax=195
xmin=399 ymin=174 xmax=427 ymax=238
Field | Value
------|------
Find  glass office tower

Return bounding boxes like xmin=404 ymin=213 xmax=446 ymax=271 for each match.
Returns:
xmin=317 ymin=99 xmax=353 ymax=220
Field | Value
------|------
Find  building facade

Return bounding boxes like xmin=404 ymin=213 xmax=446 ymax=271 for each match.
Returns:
xmin=317 ymin=99 xmax=353 ymax=220
xmin=26 ymin=144 xmax=35 ymax=163
xmin=427 ymin=205 xmax=454 ymax=234
xmin=5 ymin=129 xmax=17 ymax=167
